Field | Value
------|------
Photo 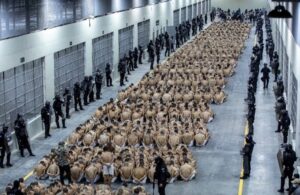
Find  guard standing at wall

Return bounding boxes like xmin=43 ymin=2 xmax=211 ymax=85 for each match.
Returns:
xmin=155 ymin=41 xmax=161 ymax=64
xmin=205 ymin=14 xmax=208 ymax=24
xmin=133 ymin=47 xmax=139 ymax=69
xmin=41 ymin=101 xmax=52 ymax=138
xmin=73 ymin=82 xmax=84 ymax=111
xmin=272 ymin=58 xmax=280 ymax=82
xmin=138 ymin=45 xmax=143 ymax=64
xmin=0 ymin=124 xmax=13 ymax=168
xmin=81 ymin=76 xmax=90 ymax=105
xmin=261 ymin=63 xmax=271 ymax=89
xmin=148 ymin=43 xmax=155 ymax=70
xmin=118 ymin=58 xmax=126 ymax=87
xmin=105 ymin=63 xmax=113 ymax=87
xmin=52 ymin=142 xmax=72 ymax=185
xmin=89 ymin=76 xmax=95 ymax=103
xmin=95 ymin=69 xmax=103 ymax=100
xmin=175 ymin=28 xmax=180 ymax=48
xmin=14 ymin=114 xmax=35 ymax=157
xmin=128 ymin=51 xmax=134 ymax=71
xmin=63 ymin=88 xmax=72 ymax=119
xmin=276 ymin=110 xmax=290 ymax=144
xmin=278 ymin=144 xmax=297 ymax=193
xmin=53 ymin=95 xmax=66 ymax=129
xmin=165 ymin=35 xmax=171 ymax=57
xmin=240 ymin=134 xmax=255 ymax=179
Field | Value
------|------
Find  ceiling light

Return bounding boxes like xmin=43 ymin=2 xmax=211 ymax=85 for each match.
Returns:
xmin=268 ymin=4 xmax=292 ymax=18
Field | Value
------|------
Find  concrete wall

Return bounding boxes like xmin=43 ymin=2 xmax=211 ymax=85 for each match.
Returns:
xmin=267 ymin=0 xmax=300 ymax=153
xmin=212 ymin=0 xmax=268 ymax=10
xmin=0 ymin=0 xmax=205 ymax=101
xmin=0 ymin=0 xmax=209 ymax=147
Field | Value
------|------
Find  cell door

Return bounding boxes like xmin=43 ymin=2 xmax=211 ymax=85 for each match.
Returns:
xmin=138 ymin=19 xmax=150 ymax=49
xmin=119 ymin=25 xmax=134 ymax=59
xmin=173 ymin=9 xmax=180 ymax=26
xmin=193 ymin=3 xmax=197 ymax=18
xmin=181 ymin=7 xmax=187 ymax=23
xmin=0 ymin=57 xmax=45 ymax=129
xmin=93 ymin=32 xmax=114 ymax=74
xmin=54 ymin=43 xmax=85 ymax=96
xmin=188 ymin=5 xmax=193 ymax=21
xmin=198 ymin=2 xmax=201 ymax=16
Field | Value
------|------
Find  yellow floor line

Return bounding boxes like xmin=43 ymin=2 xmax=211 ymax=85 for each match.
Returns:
xmin=238 ymin=123 xmax=249 ymax=195
xmin=23 ymin=170 xmax=33 ymax=181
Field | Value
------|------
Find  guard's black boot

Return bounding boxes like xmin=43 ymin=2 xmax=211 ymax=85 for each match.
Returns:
xmin=62 ymin=119 xmax=66 ymax=128
xmin=20 ymin=150 xmax=25 ymax=157
xmin=56 ymin=121 xmax=60 ymax=128
xmin=6 ymin=153 xmax=12 ymax=167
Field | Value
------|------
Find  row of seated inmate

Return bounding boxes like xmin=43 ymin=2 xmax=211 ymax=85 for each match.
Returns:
xmin=27 ymin=20 xmax=251 ymax=195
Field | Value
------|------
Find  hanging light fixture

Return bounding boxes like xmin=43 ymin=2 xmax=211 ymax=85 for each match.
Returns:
xmin=268 ymin=3 xmax=292 ymax=18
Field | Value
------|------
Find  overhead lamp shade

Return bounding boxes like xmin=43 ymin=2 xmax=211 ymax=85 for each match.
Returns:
xmin=268 ymin=5 xmax=292 ymax=18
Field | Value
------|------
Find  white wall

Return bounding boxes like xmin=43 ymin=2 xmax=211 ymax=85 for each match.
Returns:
xmin=267 ymin=0 xmax=300 ymax=153
xmin=0 ymin=0 xmax=204 ymax=101
xmin=212 ymin=0 xmax=268 ymax=10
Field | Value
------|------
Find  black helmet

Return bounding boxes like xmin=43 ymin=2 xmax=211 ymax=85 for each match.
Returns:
xmin=45 ymin=101 xmax=51 ymax=107
xmin=286 ymin=144 xmax=293 ymax=151
xmin=2 ymin=124 xmax=8 ymax=131
xmin=17 ymin=113 xmax=23 ymax=119
xmin=55 ymin=94 xmax=60 ymax=100
xmin=75 ymin=82 xmax=80 ymax=87
xmin=64 ymin=88 xmax=70 ymax=93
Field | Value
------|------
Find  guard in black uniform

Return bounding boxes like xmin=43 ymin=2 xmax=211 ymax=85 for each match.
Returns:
xmin=73 ymin=82 xmax=83 ymax=111
xmin=276 ymin=110 xmax=290 ymax=144
xmin=14 ymin=114 xmax=35 ymax=157
xmin=95 ymin=69 xmax=103 ymax=100
xmin=41 ymin=101 xmax=52 ymax=138
xmin=155 ymin=42 xmax=161 ymax=64
xmin=53 ymin=95 xmax=66 ymax=129
xmin=154 ymin=157 xmax=171 ymax=195
xmin=81 ymin=76 xmax=90 ymax=105
xmin=261 ymin=63 xmax=271 ymax=89
xmin=105 ymin=63 xmax=113 ymax=87
xmin=118 ymin=58 xmax=126 ymax=86
xmin=240 ymin=134 xmax=255 ymax=179
xmin=133 ymin=47 xmax=139 ymax=69
xmin=278 ymin=144 xmax=297 ymax=193
xmin=89 ymin=76 xmax=95 ymax=103
xmin=63 ymin=88 xmax=72 ymax=119
xmin=138 ymin=45 xmax=143 ymax=64
xmin=0 ymin=124 xmax=13 ymax=168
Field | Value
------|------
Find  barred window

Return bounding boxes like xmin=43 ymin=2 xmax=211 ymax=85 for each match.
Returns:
xmin=193 ymin=3 xmax=198 ymax=18
xmin=0 ymin=58 xmax=44 ymax=129
xmin=173 ymin=9 xmax=180 ymax=26
xmin=54 ymin=43 xmax=85 ymax=96
xmin=198 ymin=2 xmax=202 ymax=16
xmin=138 ymin=20 xmax=150 ymax=49
xmin=181 ymin=7 xmax=186 ymax=23
xmin=119 ymin=25 xmax=134 ymax=59
xmin=93 ymin=32 xmax=114 ymax=75
xmin=188 ymin=5 xmax=193 ymax=21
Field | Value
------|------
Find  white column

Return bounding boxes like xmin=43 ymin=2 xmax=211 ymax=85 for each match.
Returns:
xmin=84 ymin=38 xmax=93 ymax=75
xmin=112 ymin=30 xmax=120 ymax=81
xmin=44 ymin=54 xmax=55 ymax=101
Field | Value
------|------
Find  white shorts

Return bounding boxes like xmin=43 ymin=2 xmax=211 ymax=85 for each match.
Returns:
xmin=103 ymin=164 xmax=114 ymax=176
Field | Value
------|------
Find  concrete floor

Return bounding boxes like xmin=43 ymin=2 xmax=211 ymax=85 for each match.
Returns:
xmin=0 ymin=22 xmax=285 ymax=195
xmin=243 ymin=27 xmax=283 ymax=195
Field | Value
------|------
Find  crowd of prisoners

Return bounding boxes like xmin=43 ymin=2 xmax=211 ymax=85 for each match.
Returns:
xmin=26 ymin=21 xmax=251 ymax=195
